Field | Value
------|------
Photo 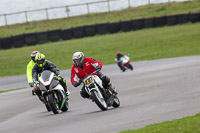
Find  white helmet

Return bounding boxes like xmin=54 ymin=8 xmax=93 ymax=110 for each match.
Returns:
xmin=31 ymin=51 xmax=40 ymax=63
xmin=72 ymin=52 xmax=85 ymax=67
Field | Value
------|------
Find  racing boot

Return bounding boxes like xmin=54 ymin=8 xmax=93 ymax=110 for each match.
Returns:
xmin=63 ymin=85 xmax=70 ymax=96
xmin=107 ymin=83 xmax=117 ymax=95
xmin=64 ymin=85 xmax=70 ymax=96
xmin=59 ymin=77 xmax=70 ymax=96
xmin=66 ymin=89 xmax=70 ymax=96
xmin=38 ymin=95 xmax=45 ymax=103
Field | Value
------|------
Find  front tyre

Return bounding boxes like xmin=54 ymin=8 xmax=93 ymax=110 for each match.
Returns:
xmin=44 ymin=95 xmax=51 ymax=111
xmin=48 ymin=92 xmax=59 ymax=114
xmin=91 ymin=90 xmax=108 ymax=111
xmin=45 ymin=103 xmax=52 ymax=112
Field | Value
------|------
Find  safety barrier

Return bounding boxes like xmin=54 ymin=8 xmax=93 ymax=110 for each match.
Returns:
xmin=0 ymin=12 xmax=199 ymax=49
xmin=0 ymin=0 xmax=186 ymax=26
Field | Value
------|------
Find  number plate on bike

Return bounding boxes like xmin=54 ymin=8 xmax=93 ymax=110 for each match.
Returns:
xmin=84 ymin=76 xmax=93 ymax=85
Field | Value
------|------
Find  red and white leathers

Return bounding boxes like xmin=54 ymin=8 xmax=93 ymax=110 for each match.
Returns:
xmin=71 ymin=57 xmax=102 ymax=85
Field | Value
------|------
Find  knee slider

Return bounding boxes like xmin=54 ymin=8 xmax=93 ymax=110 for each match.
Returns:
xmin=80 ymin=90 xmax=89 ymax=98
xmin=102 ymin=75 xmax=110 ymax=84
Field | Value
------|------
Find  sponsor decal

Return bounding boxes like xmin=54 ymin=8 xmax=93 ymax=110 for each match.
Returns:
xmin=75 ymin=68 xmax=78 ymax=73
xmin=85 ymin=62 xmax=90 ymax=66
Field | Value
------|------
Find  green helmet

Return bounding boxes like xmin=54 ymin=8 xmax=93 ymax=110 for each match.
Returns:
xmin=35 ymin=53 xmax=46 ymax=67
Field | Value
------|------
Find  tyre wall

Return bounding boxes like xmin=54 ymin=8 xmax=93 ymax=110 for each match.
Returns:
xmin=36 ymin=31 xmax=49 ymax=44
xmin=48 ymin=29 xmax=61 ymax=42
xmin=11 ymin=34 xmax=25 ymax=48
xmin=24 ymin=33 xmax=38 ymax=46
xmin=0 ymin=12 xmax=200 ymax=49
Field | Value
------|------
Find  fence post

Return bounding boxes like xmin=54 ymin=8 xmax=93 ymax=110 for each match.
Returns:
xmin=45 ymin=8 xmax=49 ymax=20
xmin=107 ymin=0 xmax=111 ymax=12
xmin=128 ymin=0 xmax=131 ymax=8
xmin=86 ymin=3 xmax=90 ymax=14
xmin=66 ymin=6 xmax=70 ymax=17
xmin=148 ymin=0 xmax=151 ymax=4
xmin=25 ymin=11 xmax=28 ymax=23
xmin=4 ymin=14 xmax=7 ymax=26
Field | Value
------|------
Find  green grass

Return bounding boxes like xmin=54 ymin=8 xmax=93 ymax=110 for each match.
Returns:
xmin=120 ymin=113 xmax=200 ymax=133
xmin=0 ymin=0 xmax=200 ymax=37
xmin=0 ymin=22 xmax=200 ymax=77
xmin=0 ymin=87 xmax=27 ymax=93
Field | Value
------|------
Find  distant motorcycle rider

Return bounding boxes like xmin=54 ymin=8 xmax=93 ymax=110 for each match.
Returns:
xmin=71 ymin=52 xmax=117 ymax=99
xmin=115 ymin=51 xmax=125 ymax=71
xmin=32 ymin=53 xmax=70 ymax=97
xmin=26 ymin=51 xmax=40 ymax=87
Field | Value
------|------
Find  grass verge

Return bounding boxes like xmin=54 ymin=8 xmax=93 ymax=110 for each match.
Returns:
xmin=0 ymin=87 xmax=27 ymax=93
xmin=0 ymin=22 xmax=200 ymax=77
xmin=120 ymin=113 xmax=200 ymax=133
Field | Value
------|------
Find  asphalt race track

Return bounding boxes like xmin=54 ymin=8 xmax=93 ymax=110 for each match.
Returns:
xmin=0 ymin=56 xmax=200 ymax=133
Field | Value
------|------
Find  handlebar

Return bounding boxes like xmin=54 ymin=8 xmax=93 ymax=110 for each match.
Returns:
xmin=81 ymin=70 xmax=100 ymax=82
xmin=90 ymin=69 xmax=100 ymax=75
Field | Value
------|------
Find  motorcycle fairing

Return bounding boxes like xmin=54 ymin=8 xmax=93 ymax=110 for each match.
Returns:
xmin=120 ymin=55 xmax=130 ymax=64
xmin=39 ymin=72 xmax=54 ymax=86
xmin=84 ymin=75 xmax=103 ymax=96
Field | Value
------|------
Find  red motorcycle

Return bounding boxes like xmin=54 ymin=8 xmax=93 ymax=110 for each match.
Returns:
xmin=115 ymin=55 xmax=133 ymax=72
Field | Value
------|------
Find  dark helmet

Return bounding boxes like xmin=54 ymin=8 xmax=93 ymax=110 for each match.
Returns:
xmin=31 ymin=51 xmax=40 ymax=63
xmin=35 ymin=53 xmax=46 ymax=68
xmin=72 ymin=52 xmax=85 ymax=67
xmin=116 ymin=51 xmax=121 ymax=55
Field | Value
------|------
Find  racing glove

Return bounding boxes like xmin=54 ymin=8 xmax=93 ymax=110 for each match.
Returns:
xmin=73 ymin=80 xmax=81 ymax=87
xmin=29 ymin=82 xmax=34 ymax=87
xmin=34 ymin=81 xmax=39 ymax=88
xmin=95 ymin=65 xmax=101 ymax=71
xmin=57 ymin=75 xmax=62 ymax=80
xmin=57 ymin=75 xmax=66 ymax=83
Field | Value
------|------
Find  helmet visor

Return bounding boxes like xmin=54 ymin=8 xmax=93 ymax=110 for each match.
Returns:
xmin=74 ymin=59 xmax=81 ymax=66
xmin=74 ymin=59 xmax=80 ymax=64
xmin=37 ymin=59 xmax=44 ymax=64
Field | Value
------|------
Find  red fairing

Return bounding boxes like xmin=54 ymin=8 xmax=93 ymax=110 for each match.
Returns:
xmin=71 ymin=58 xmax=102 ymax=85
xmin=122 ymin=61 xmax=130 ymax=67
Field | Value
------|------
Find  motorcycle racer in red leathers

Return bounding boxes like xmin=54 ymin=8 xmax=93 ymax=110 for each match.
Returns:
xmin=71 ymin=52 xmax=117 ymax=99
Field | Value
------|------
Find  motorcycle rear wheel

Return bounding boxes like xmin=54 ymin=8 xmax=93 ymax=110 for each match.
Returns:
xmin=112 ymin=95 xmax=120 ymax=108
xmin=61 ymin=100 xmax=69 ymax=112
xmin=128 ymin=64 xmax=133 ymax=70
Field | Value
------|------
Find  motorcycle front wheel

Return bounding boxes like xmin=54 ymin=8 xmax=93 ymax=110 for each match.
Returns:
xmin=48 ymin=92 xmax=59 ymax=114
xmin=45 ymin=103 xmax=52 ymax=112
xmin=91 ymin=90 xmax=108 ymax=111
xmin=44 ymin=95 xmax=52 ymax=112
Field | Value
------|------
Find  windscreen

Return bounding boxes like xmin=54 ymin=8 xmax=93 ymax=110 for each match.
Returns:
xmin=41 ymin=70 xmax=52 ymax=82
